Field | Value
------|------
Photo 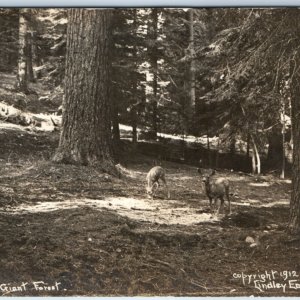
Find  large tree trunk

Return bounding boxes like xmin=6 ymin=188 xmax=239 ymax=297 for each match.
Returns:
xmin=288 ymin=10 xmax=300 ymax=234
xmin=53 ymin=9 xmax=115 ymax=173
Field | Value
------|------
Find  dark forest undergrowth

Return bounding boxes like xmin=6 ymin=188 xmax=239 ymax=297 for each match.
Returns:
xmin=0 ymin=124 xmax=299 ymax=296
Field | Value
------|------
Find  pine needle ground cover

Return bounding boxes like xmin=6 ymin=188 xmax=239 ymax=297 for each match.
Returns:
xmin=0 ymin=125 xmax=297 ymax=296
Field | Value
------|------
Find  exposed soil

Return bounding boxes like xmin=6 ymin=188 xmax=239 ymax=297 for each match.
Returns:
xmin=0 ymin=123 xmax=299 ymax=296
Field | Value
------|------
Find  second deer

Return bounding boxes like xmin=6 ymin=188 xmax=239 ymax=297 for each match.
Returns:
xmin=198 ymin=168 xmax=231 ymax=215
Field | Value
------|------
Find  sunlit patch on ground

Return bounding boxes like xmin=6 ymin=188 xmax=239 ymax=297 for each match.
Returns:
xmin=2 ymin=192 xmax=289 ymax=225
xmin=2 ymin=196 xmax=217 ymax=225
xmin=249 ymin=182 xmax=272 ymax=187
xmin=261 ymin=200 xmax=289 ymax=207
xmin=232 ymin=199 xmax=289 ymax=207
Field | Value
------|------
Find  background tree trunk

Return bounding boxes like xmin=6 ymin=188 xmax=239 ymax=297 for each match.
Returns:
xmin=17 ymin=9 xmax=29 ymax=92
xmin=149 ymin=9 xmax=158 ymax=138
xmin=267 ymin=129 xmax=283 ymax=163
xmin=246 ymin=132 xmax=250 ymax=158
xmin=112 ymin=103 xmax=120 ymax=142
xmin=131 ymin=10 xmax=138 ymax=146
xmin=131 ymin=106 xmax=138 ymax=145
xmin=31 ymin=31 xmax=41 ymax=67
xmin=188 ymin=8 xmax=196 ymax=131
xmin=53 ymin=9 xmax=115 ymax=172
xmin=251 ymin=137 xmax=261 ymax=175
xmin=26 ymin=31 xmax=35 ymax=82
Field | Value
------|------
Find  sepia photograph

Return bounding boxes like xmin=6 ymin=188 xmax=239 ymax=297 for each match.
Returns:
xmin=0 ymin=7 xmax=300 ymax=296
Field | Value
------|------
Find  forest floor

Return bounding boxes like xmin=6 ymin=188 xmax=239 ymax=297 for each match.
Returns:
xmin=0 ymin=123 xmax=299 ymax=296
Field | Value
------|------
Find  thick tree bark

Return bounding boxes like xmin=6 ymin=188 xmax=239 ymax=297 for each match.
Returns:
xmin=288 ymin=10 xmax=300 ymax=234
xmin=53 ymin=9 xmax=115 ymax=173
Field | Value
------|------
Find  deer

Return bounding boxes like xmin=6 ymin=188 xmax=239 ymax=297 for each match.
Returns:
xmin=146 ymin=166 xmax=170 ymax=199
xmin=197 ymin=168 xmax=231 ymax=216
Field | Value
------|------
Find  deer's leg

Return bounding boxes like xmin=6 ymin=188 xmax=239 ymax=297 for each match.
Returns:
xmin=226 ymin=193 xmax=231 ymax=215
xmin=161 ymin=176 xmax=170 ymax=199
xmin=212 ymin=198 xmax=219 ymax=216
xmin=216 ymin=197 xmax=224 ymax=216
xmin=151 ymin=182 xmax=159 ymax=198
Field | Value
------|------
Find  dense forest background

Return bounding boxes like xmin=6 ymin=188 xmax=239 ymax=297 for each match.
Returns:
xmin=1 ymin=8 xmax=294 ymax=174
xmin=1 ymin=8 xmax=300 ymax=296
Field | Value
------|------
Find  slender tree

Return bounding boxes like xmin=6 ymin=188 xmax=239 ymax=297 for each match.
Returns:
xmin=53 ymin=9 xmax=115 ymax=173
xmin=26 ymin=30 xmax=35 ymax=82
xmin=148 ymin=8 xmax=159 ymax=137
xmin=17 ymin=8 xmax=29 ymax=92
xmin=188 ymin=9 xmax=196 ymax=116
xmin=131 ymin=10 xmax=138 ymax=145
